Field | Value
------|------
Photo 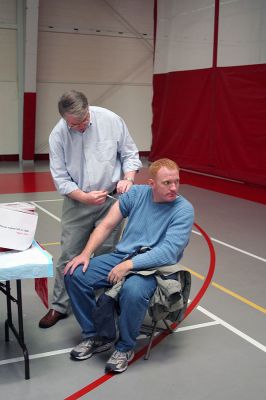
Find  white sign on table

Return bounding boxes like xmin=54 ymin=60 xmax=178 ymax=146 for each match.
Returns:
xmin=0 ymin=202 xmax=38 ymax=251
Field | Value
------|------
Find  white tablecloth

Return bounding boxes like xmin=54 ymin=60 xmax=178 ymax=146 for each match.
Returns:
xmin=0 ymin=240 xmax=53 ymax=281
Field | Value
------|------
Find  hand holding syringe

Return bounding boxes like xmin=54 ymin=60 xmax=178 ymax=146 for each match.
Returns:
xmin=107 ymin=194 xmax=117 ymax=200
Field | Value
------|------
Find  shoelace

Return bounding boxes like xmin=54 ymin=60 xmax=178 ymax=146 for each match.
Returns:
xmin=80 ymin=339 xmax=94 ymax=348
xmin=112 ymin=351 xmax=124 ymax=359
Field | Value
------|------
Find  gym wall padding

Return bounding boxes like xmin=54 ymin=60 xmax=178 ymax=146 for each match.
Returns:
xmin=151 ymin=0 xmax=266 ymax=186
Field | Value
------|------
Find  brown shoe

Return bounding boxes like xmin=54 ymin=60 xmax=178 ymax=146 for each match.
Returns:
xmin=39 ymin=309 xmax=67 ymax=328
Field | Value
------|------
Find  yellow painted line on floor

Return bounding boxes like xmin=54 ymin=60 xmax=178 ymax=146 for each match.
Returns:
xmin=37 ymin=248 xmax=266 ymax=315
xmin=184 ymin=266 xmax=266 ymax=315
xmin=185 ymin=268 xmax=205 ymax=281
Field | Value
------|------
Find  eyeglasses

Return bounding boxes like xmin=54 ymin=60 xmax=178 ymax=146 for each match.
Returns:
xmin=65 ymin=111 xmax=90 ymax=130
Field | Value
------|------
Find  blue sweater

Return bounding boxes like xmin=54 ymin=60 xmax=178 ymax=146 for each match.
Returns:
xmin=116 ymin=185 xmax=194 ymax=270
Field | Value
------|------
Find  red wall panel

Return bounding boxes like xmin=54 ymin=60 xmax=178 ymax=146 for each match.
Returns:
xmin=22 ymin=92 xmax=36 ymax=160
xmin=151 ymin=69 xmax=213 ymax=170
xmin=214 ymin=65 xmax=266 ymax=184
xmin=150 ymin=65 xmax=266 ymax=186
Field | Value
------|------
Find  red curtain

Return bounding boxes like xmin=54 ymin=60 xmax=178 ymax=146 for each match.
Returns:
xmin=150 ymin=64 xmax=266 ymax=186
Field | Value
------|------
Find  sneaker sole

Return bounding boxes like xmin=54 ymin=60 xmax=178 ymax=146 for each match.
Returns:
xmin=70 ymin=343 xmax=113 ymax=361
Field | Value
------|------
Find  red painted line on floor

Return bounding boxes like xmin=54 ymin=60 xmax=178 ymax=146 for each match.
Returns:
xmin=184 ymin=222 xmax=216 ymax=318
xmin=64 ymin=373 xmax=114 ymax=400
xmin=64 ymin=222 xmax=216 ymax=400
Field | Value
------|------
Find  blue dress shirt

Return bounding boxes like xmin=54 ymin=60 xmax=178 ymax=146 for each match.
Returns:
xmin=49 ymin=106 xmax=142 ymax=195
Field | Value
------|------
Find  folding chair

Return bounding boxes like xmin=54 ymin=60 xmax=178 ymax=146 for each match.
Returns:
xmin=141 ymin=269 xmax=191 ymax=360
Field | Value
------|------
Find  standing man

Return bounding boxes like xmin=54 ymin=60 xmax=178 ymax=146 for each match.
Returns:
xmin=64 ymin=158 xmax=194 ymax=373
xmin=39 ymin=90 xmax=142 ymax=328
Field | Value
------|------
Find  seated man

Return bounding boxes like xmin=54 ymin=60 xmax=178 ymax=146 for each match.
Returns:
xmin=64 ymin=158 xmax=194 ymax=373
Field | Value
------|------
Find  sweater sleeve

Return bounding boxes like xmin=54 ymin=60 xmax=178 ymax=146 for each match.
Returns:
xmin=118 ymin=185 xmax=139 ymax=217
xmin=131 ymin=201 xmax=194 ymax=270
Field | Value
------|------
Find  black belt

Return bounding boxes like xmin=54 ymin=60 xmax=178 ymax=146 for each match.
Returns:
xmin=109 ymin=188 xmax=117 ymax=196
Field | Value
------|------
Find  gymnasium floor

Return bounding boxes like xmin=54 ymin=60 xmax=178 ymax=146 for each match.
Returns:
xmin=0 ymin=160 xmax=265 ymax=400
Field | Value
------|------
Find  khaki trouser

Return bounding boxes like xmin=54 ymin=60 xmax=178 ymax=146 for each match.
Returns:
xmin=52 ymin=196 xmax=123 ymax=314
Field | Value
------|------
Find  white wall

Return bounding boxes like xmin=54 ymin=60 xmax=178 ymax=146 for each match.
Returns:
xmin=218 ymin=0 xmax=266 ymax=66
xmin=1 ymin=0 xmax=266 ymax=157
xmin=0 ymin=0 xmax=18 ymax=154
xmin=0 ymin=0 xmax=154 ymax=156
xmin=154 ymin=0 xmax=266 ymax=74
xmin=36 ymin=0 xmax=154 ymax=154
xmin=154 ymin=0 xmax=215 ymax=73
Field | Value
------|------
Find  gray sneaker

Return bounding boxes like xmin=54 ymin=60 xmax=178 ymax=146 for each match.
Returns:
xmin=105 ymin=349 xmax=135 ymax=373
xmin=70 ymin=338 xmax=112 ymax=360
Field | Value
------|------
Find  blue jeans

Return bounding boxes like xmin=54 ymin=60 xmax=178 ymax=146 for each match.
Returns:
xmin=64 ymin=252 xmax=157 ymax=352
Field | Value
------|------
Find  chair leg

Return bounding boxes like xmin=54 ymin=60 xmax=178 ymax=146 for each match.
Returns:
xmin=144 ymin=320 xmax=158 ymax=360
xmin=163 ymin=319 xmax=174 ymax=333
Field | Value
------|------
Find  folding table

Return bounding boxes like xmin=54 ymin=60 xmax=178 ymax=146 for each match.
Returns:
xmin=0 ymin=241 xmax=53 ymax=379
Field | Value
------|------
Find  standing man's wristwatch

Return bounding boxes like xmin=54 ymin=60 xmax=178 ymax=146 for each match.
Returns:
xmin=124 ymin=177 xmax=134 ymax=183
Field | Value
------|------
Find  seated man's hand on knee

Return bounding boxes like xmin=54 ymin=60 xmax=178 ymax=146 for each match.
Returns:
xmin=64 ymin=252 xmax=91 ymax=275
xmin=108 ymin=260 xmax=133 ymax=285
